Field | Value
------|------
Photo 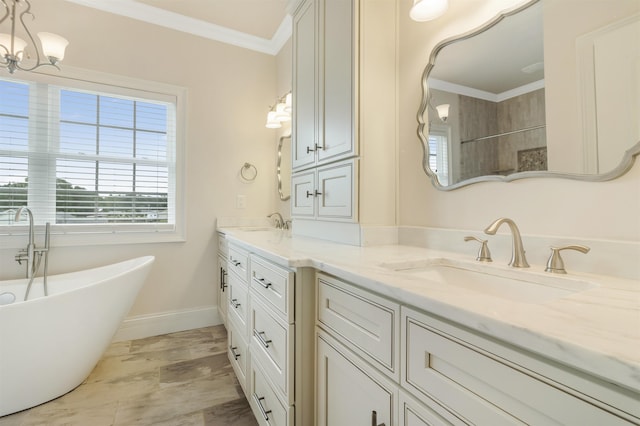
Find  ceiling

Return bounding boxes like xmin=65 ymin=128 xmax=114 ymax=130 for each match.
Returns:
xmin=63 ymin=0 xmax=291 ymax=55
xmin=428 ymin=1 xmax=544 ymax=100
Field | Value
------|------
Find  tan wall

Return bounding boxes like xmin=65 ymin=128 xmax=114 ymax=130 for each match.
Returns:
xmin=399 ymin=0 xmax=640 ymax=242
xmin=0 ymin=0 xmax=281 ymax=317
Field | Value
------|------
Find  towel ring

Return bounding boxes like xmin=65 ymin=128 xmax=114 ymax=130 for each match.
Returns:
xmin=240 ymin=162 xmax=258 ymax=181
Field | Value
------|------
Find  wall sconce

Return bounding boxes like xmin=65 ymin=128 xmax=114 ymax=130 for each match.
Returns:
xmin=410 ymin=0 xmax=448 ymax=22
xmin=265 ymin=91 xmax=292 ymax=129
xmin=0 ymin=0 xmax=69 ymax=74
xmin=436 ymin=103 xmax=450 ymax=122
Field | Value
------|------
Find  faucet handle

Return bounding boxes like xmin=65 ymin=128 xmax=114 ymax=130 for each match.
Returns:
xmin=464 ymin=236 xmax=492 ymax=262
xmin=545 ymin=245 xmax=590 ymax=274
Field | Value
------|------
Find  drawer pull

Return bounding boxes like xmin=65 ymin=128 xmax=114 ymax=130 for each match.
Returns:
xmin=371 ymin=410 xmax=385 ymax=426
xmin=256 ymin=277 xmax=272 ymax=289
xmin=231 ymin=299 xmax=241 ymax=309
xmin=220 ymin=268 xmax=228 ymax=291
xmin=230 ymin=346 xmax=241 ymax=360
xmin=253 ymin=394 xmax=272 ymax=421
xmin=254 ymin=330 xmax=272 ymax=348
xmin=231 ymin=258 xmax=242 ymax=267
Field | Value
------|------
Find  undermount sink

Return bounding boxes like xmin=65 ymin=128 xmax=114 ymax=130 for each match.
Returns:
xmin=380 ymin=258 xmax=597 ymax=304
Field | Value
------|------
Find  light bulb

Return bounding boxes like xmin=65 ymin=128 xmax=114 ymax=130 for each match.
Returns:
xmin=266 ymin=111 xmax=282 ymax=128
xmin=410 ymin=0 xmax=448 ymax=22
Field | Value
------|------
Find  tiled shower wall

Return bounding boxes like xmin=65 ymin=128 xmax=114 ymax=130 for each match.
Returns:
xmin=458 ymin=88 xmax=546 ymax=182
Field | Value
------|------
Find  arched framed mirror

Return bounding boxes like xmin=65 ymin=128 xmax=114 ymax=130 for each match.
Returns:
xmin=417 ymin=0 xmax=640 ymax=190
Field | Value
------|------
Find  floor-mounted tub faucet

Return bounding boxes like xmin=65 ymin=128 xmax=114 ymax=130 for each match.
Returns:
xmin=484 ymin=217 xmax=530 ymax=268
xmin=14 ymin=207 xmax=36 ymax=278
xmin=14 ymin=207 xmax=51 ymax=299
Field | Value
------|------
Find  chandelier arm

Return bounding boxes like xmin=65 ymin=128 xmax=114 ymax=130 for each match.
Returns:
xmin=14 ymin=61 xmax=58 ymax=72
xmin=0 ymin=1 xmax=10 ymax=27
xmin=17 ymin=0 xmax=48 ymax=68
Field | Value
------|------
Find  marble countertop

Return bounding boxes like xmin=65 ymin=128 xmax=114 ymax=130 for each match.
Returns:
xmin=219 ymin=227 xmax=640 ymax=393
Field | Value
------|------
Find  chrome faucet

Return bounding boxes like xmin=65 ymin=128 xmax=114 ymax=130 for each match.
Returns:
xmin=267 ymin=212 xmax=285 ymax=229
xmin=14 ymin=206 xmax=36 ymax=278
xmin=484 ymin=217 xmax=529 ymax=268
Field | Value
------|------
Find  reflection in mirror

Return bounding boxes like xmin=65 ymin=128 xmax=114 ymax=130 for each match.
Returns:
xmin=418 ymin=0 xmax=640 ymax=189
xmin=277 ymin=135 xmax=291 ymax=201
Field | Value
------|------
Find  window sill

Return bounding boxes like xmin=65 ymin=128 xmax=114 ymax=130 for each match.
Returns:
xmin=1 ymin=224 xmax=185 ymax=249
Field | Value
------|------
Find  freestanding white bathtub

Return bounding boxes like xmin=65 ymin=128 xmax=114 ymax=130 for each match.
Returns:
xmin=0 ymin=256 xmax=154 ymax=417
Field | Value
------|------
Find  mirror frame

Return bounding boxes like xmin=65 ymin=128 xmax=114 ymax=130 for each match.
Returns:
xmin=277 ymin=134 xmax=291 ymax=201
xmin=417 ymin=0 xmax=640 ymax=190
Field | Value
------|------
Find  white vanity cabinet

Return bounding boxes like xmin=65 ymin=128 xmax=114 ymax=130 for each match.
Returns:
xmin=402 ymin=307 xmax=640 ymax=425
xmin=226 ymin=244 xmax=251 ymax=396
xmin=291 ymin=0 xmax=397 ymax=239
xmin=315 ymin=272 xmax=460 ymax=426
xmin=315 ymin=271 xmax=640 ymax=426
xmin=247 ymin=252 xmax=298 ymax=425
xmin=292 ymin=0 xmax=356 ymax=172
xmin=316 ymin=331 xmax=398 ymax=426
xmin=225 ymin=241 xmax=315 ymax=426
xmin=217 ymin=232 xmax=228 ymax=326
xmin=291 ymin=159 xmax=356 ymax=221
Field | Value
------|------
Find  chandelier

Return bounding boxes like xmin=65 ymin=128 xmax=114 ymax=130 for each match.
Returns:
xmin=0 ymin=0 xmax=68 ymax=74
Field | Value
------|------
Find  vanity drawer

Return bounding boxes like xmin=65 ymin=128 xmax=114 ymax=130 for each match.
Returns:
xmin=227 ymin=318 xmax=248 ymax=396
xmin=250 ymin=255 xmax=294 ymax=322
xmin=228 ymin=246 xmax=250 ymax=281
xmin=399 ymin=390 xmax=464 ymax=426
xmin=228 ymin=272 xmax=249 ymax=336
xmin=250 ymin=297 xmax=294 ymax=404
xmin=316 ymin=273 xmax=400 ymax=378
xmin=403 ymin=308 xmax=635 ymax=426
xmin=249 ymin=360 xmax=293 ymax=426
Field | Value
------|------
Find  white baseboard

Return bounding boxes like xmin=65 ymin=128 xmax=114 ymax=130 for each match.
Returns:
xmin=112 ymin=306 xmax=222 ymax=342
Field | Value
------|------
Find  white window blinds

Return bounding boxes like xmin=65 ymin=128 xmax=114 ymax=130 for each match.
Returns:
xmin=0 ymin=74 xmax=177 ymax=230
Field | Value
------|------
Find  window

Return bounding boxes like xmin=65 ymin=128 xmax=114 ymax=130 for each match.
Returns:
xmin=428 ymin=125 xmax=450 ymax=186
xmin=0 ymin=70 xmax=184 ymax=244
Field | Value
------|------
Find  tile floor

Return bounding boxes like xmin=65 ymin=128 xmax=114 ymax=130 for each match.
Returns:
xmin=0 ymin=325 xmax=258 ymax=426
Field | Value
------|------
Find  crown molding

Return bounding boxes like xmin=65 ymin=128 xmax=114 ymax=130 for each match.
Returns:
xmin=63 ymin=0 xmax=292 ymax=56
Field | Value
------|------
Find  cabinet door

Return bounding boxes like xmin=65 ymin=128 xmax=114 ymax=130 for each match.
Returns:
xmin=317 ymin=332 xmax=396 ymax=426
xmin=318 ymin=0 xmax=355 ymax=164
xmin=217 ymin=255 xmax=228 ymax=325
xmin=316 ymin=160 xmax=355 ymax=220
xmin=291 ymin=170 xmax=316 ymax=218
xmin=292 ymin=0 xmax=317 ymax=171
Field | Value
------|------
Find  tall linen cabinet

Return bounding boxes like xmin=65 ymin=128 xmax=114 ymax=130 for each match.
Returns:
xmin=290 ymin=0 xmax=398 ymax=245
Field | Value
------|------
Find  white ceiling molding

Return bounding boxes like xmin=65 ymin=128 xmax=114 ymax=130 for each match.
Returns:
xmin=63 ymin=0 xmax=292 ymax=56
xmin=428 ymin=78 xmax=545 ymax=103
